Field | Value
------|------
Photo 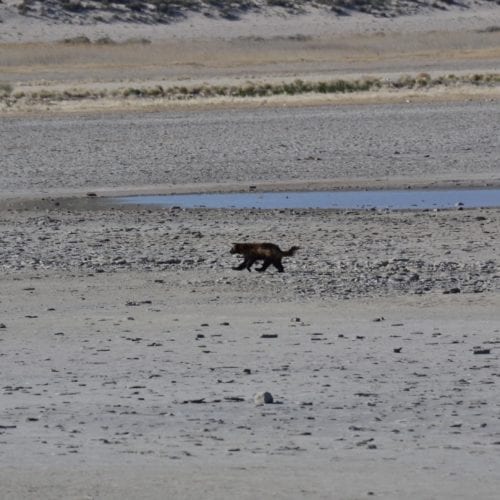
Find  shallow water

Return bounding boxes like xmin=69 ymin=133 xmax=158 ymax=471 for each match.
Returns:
xmin=114 ymin=189 xmax=500 ymax=210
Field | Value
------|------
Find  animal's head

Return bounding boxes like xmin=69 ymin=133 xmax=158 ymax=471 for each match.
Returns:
xmin=230 ymin=243 xmax=239 ymax=254
xmin=290 ymin=246 xmax=300 ymax=255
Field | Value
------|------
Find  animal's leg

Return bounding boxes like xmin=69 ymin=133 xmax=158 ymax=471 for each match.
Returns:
xmin=272 ymin=260 xmax=285 ymax=273
xmin=233 ymin=257 xmax=249 ymax=270
xmin=245 ymin=257 xmax=257 ymax=271
xmin=256 ymin=259 xmax=272 ymax=272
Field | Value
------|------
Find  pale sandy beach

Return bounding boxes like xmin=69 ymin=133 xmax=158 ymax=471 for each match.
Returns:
xmin=1 ymin=1 xmax=500 ymax=499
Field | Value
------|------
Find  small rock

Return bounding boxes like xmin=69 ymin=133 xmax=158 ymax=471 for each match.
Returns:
xmin=254 ymin=391 xmax=273 ymax=405
xmin=473 ymin=349 xmax=491 ymax=355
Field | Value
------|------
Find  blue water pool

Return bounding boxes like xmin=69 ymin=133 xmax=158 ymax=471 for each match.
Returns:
xmin=113 ymin=188 xmax=500 ymax=210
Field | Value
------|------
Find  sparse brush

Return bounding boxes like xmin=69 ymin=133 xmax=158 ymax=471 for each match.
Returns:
xmin=19 ymin=0 xmax=496 ymax=24
xmin=60 ymin=0 xmax=86 ymax=12
xmin=2 ymin=72 xmax=498 ymax=109
xmin=479 ymin=25 xmax=500 ymax=33
xmin=237 ymin=85 xmax=256 ymax=97
xmin=393 ymin=75 xmax=416 ymax=89
xmin=62 ymin=89 xmax=93 ymax=99
xmin=61 ymin=35 xmax=91 ymax=44
xmin=123 ymin=88 xmax=145 ymax=97
xmin=145 ymin=86 xmax=165 ymax=97
xmin=95 ymin=36 xmax=116 ymax=45
xmin=124 ymin=37 xmax=151 ymax=44
xmin=0 ymin=83 xmax=13 ymax=96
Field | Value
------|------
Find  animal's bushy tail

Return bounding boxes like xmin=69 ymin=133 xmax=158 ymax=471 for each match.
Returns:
xmin=282 ymin=246 xmax=299 ymax=257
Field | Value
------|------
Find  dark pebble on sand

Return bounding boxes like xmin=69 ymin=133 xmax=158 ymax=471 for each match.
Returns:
xmin=474 ymin=349 xmax=491 ymax=355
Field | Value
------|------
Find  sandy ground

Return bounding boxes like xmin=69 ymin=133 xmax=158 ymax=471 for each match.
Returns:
xmin=1 ymin=102 xmax=500 ymax=200
xmin=1 ymin=283 xmax=499 ymax=500
xmin=1 ymin=204 xmax=499 ymax=499
xmin=1 ymin=3 xmax=500 ymax=499
xmin=1 ymin=1 xmax=500 ymax=43
xmin=1 ymin=126 xmax=500 ymax=499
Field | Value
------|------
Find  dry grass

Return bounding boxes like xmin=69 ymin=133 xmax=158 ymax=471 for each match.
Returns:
xmin=1 ymin=29 xmax=499 ymax=83
xmin=1 ymin=28 xmax=499 ymax=113
xmin=1 ymin=74 xmax=499 ymax=114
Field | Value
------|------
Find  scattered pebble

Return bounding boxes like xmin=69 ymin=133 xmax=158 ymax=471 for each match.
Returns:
xmin=473 ymin=348 xmax=491 ymax=355
xmin=254 ymin=391 xmax=274 ymax=405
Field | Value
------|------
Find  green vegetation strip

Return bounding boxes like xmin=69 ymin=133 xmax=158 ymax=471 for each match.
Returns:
xmin=1 ymin=74 xmax=499 ymax=106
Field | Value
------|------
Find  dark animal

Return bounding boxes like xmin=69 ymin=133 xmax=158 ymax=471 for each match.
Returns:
xmin=230 ymin=242 xmax=299 ymax=273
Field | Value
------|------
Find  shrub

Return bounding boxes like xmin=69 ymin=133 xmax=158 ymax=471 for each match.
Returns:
xmin=480 ymin=26 xmax=500 ymax=33
xmin=0 ymin=82 xmax=13 ymax=96
xmin=95 ymin=36 xmax=116 ymax=45
xmin=17 ymin=1 xmax=29 ymax=15
xmin=124 ymin=37 xmax=152 ymax=44
xmin=393 ymin=75 xmax=416 ymax=89
xmin=62 ymin=35 xmax=91 ymax=44
xmin=61 ymin=0 xmax=86 ymax=12
xmin=123 ymin=88 xmax=144 ymax=97
xmin=146 ymin=86 xmax=165 ymax=97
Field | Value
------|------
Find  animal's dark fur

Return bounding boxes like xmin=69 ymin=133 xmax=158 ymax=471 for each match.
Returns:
xmin=230 ymin=242 xmax=299 ymax=273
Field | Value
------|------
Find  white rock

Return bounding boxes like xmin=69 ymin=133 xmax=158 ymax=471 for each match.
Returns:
xmin=254 ymin=391 xmax=273 ymax=405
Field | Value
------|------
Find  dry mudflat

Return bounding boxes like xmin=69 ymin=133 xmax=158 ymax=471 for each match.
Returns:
xmin=1 ymin=205 xmax=499 ymax=500
xmin=1 ymin=3 xmax=500 ymax=499
xmin=1 ymin=102 xmax=499 ymax=199
xmin=1 ymin=104 xmax=500 ymax=499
